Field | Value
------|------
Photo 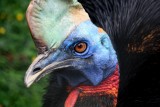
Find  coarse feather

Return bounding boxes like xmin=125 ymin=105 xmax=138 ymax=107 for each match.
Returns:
xmin=78 ymin=0 xmax=160 ymax=106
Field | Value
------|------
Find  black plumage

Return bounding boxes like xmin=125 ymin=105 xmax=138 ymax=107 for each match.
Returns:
xmin=78 ymin=0 xmax=160 ymax=106
xmin=42 ymin=68 xmax=117 ymax=107
xmin=42 ymin=70 xmax=68 ymax=107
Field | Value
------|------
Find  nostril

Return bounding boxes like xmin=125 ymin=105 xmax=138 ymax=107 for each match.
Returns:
xmin=33 ymin=67 xmax=42 ymax=73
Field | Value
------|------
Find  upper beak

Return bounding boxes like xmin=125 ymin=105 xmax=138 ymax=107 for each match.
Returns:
xmin=24 ymin=52 xmax=75 ymax=87
xmin=25 ymin=54 xmax=44 ymax=87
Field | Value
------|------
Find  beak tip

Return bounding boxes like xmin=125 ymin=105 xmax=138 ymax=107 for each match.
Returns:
xmin=25 ymin=81 xmax=32 ymax=88
xmin=24 ymin=77 xmax=33 ymax=88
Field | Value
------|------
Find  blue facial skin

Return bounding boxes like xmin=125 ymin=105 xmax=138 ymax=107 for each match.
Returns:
xmin=37 ymin=20 xmax=118 ymax=87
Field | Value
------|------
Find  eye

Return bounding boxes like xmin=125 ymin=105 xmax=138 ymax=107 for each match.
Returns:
xmin=74 ymin=42 xmax=87 ymax=53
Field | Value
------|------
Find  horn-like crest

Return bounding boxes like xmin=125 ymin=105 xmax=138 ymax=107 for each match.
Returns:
xmin=26 ymin=0 xmax=89 ymax=54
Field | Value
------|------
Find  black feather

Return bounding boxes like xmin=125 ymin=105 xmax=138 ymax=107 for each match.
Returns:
xmin=78 ymin=0 xmax=160 ymax=106
xmin=75 ymin=94 xmax=115 ymax=107
xmin=42 ymin=71 xmax=68 ymax=107
xmin=43 ymin=69 xmax=117 ymax=107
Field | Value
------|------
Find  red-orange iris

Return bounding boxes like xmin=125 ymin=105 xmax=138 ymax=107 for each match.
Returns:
xmin=74 ymin=42 xmax=87 ymax=53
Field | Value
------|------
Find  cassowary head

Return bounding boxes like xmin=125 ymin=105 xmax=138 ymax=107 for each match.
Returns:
xmin=25 ymin=0 xmax=117 ymax=88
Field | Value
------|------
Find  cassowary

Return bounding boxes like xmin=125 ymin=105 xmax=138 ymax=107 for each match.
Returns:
xmin=25 ymin=0 xmax=119 ymax=107
xmin=24 ymin=0 xmax=160 ymax=107
xmin=78 ymin=0 xmax=160 ymax=107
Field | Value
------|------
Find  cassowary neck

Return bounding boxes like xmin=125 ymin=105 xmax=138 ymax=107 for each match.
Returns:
xmin=65 ymin=65 xmax=119 ymax=107
xmin=43 ymin=66 xmax=119 ymax=107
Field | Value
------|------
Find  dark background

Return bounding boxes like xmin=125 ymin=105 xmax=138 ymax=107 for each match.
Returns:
xmin=0 ymin=0 xmax=47 ymax=107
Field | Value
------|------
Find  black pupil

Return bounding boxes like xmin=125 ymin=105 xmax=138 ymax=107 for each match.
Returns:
xmin=77 ymin=44 xmax=83 ymax=49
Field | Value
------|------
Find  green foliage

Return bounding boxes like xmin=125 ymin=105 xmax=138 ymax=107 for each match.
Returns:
xmin=0 ymin=0 xmax=47 ymax=107
xmin=0 ymin=70 xmax=47 ymax=107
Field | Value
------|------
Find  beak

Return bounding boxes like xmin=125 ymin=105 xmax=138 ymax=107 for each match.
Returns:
xmin=24 ymin=51 xmax=75 ymax=87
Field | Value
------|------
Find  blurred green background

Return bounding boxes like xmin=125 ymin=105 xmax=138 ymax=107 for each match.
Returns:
xmin=0 ymin=0 xmax=47 ymax=107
